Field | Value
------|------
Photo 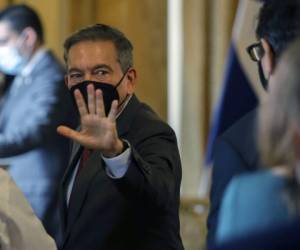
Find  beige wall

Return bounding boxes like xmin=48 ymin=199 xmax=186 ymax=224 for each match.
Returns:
xmin=0 ymin=0 xmax=9 ymax=9
xmin=180 ymin=0 xmax=238 ymax=196
xmin=95 ymin=0 xmax=167 ymax=120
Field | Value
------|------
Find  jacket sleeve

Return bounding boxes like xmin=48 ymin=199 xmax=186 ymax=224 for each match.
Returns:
xmin=113 ymin=123 xmax=182 ymax=211
xmin=0 ymin=76 xmax=73 ymax=158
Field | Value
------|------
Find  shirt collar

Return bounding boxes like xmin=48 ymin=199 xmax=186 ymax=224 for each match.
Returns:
xmin=20 ymin=47 xmax=47 ymax=77
xmin=116 ymin=94 xmax=132 ymax=119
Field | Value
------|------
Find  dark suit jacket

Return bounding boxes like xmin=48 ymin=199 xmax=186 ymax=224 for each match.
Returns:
xmin=0 ymin=74 xmax=14 ymax=109
xmin=0 ymin=50 xmax=75 ymax=240
xmin=59 ymin=95 xmax=184 ymax=250
xmin=207 ymin=109 xmax=264 ymax=246
xmin=209 ymin=217 xmax=300 ymax=250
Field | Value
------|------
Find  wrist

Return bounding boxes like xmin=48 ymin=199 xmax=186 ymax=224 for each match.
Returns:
xmin=102 ymin=139 xmax=125 ymax=158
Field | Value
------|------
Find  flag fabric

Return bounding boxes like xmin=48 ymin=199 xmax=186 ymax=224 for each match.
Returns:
xmin=205 ymin=0 xmax=262 ymax=167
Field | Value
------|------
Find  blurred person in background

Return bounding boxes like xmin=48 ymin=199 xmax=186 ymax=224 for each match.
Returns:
xmin=210 ymin=36 xmax=300 ymax=250
xmin=0 ymin=4 xmax=75 ymax=242
xmin=0 ymin=167 xmax=57 ymax=250
xmin=216 ymin=33 xmax=300 ymax=244
xmin=207 ymin=0 xmax=300 ymax=246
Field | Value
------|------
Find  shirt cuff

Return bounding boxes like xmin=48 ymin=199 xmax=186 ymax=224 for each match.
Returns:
xmin=102 ymin=143 xmax=131 ymax=179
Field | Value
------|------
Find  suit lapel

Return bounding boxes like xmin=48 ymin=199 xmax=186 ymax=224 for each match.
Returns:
xmin=117 ymin=95 xmax=141 ymax=137
xmin=59 ymin=144 xmax=83 ymax=233
xmin=62 ymin=142 xmax=82 ymax=185
xmin=64 ymin=151 xmax=102 ymax=240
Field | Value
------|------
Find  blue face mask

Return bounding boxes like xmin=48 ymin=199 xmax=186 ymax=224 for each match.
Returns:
xmin=0 ymin=45 xmax=28 ymax=75
xmin=0 ymin=34 xmax=28 ymax=75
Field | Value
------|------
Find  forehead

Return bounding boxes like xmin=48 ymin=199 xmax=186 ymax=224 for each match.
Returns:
xmin=67 ymin=40 xmax=118 ymax=67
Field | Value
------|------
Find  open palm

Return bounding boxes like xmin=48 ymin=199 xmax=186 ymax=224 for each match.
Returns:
xmin=57 ymin=84 xmax=123 ymax=157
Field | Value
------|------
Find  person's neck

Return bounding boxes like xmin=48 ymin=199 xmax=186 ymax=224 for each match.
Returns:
xmin=27 ymin=42 xmax=42 ymax=61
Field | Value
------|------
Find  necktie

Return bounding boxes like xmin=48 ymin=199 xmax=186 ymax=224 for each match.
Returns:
xmin=67 ymin=148 xmax=92 ymax=209
xmin=76 ymin=148 xmax=92 ymax=177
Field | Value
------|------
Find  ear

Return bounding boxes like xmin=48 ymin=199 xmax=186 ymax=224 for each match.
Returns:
xmin=261 ymin=38 xmax=275 ymax=77
xmin=22 ymin=27 xmax=38 ymax=49
xmin=125 ymin=68 xmax=136 ymax=94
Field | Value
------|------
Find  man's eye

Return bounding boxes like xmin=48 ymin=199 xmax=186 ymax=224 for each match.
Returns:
xmin=95 ymin=70 xmax=108 ymax=76
xmin=69 ymin=73 xmax=82 ymax=79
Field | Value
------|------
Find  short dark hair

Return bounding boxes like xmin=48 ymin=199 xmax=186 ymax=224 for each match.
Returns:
xmin=64 ymin=24 xmax=133 ymax=73
xmin=256 ymin=0 xmax=300 ymax=59
xmin=0 ymin=4 xmax=44 ymax=43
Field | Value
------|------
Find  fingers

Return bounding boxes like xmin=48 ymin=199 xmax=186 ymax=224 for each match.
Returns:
xmin=74 ymin=84 xmax=114 ymax=119
xmin=57 ymin=125 xmax=87 ymax=146
xmin=88 ymin=84 xmax=96 ymax=114
xmin=75 ymin=84 xmax=104 ymax=116
xmin=96 ymin=89 xmax=105 ymax=117
xmin=74 ymin=89 xmax=88 ymax=116
xmin=108 ymin=100 xmax=118 ymax=121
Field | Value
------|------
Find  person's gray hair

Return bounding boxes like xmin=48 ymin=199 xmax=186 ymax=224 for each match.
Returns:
xmin=63 ymin=24 xmax=133 ymax=73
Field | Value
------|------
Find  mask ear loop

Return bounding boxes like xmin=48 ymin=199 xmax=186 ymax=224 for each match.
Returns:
xmin=115 ymin=68 xmax=131 ymax=107
xmin=114 ymin=68 xmax=130 ymax=89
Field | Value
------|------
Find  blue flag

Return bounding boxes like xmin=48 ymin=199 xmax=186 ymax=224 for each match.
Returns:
xmin=205 ymin=44 xmax=258 ymax=166
xmin=204 ymin=0 xmax=262 ymax=167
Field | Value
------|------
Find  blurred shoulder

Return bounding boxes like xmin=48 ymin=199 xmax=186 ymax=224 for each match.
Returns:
xmin=227 ymin=170 xmax=286 ymax=197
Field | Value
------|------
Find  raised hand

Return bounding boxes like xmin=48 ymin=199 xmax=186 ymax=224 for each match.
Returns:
xmin=57 ymin=84 xmax=123 ymax=158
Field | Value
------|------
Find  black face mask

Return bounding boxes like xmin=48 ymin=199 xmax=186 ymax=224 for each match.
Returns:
xmin=258 ymin=61 xmax=268 ymax=91
xmin=70 ymin=71 xmax=128 ymax=116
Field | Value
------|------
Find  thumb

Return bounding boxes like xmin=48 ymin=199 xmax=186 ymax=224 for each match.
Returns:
xmin=57 ymin=125 xmax=81 ymax=141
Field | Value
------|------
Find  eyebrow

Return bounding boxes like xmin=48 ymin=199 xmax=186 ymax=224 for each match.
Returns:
xmin=91 ymin=64 xmax=113 ymax=72
xmin=68 ymin=64 xmax=113 ymax=73
xmin=67 ymin=67 xmax=82 ymax=73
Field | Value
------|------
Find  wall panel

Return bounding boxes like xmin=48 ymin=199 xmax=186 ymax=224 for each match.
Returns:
xmin=96 ymin=0 xmax=167 ymax=120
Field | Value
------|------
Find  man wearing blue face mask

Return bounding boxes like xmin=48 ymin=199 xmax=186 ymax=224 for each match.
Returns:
xmin=56 ymin=24 xmax=184 ymax=250
xmin=0 ymin=4 xmax=76 ymax=244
